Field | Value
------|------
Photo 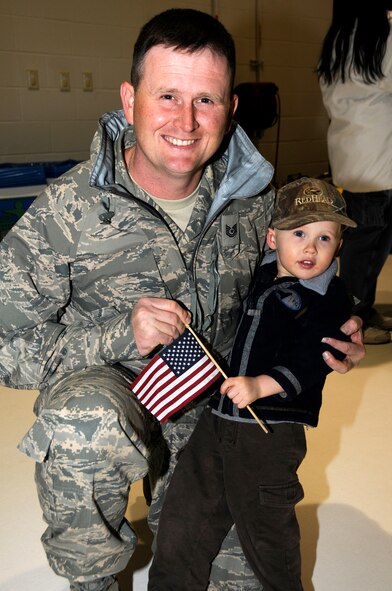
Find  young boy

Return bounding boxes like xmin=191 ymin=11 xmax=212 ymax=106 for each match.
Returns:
xmin=148 ymin=177 xmax=357 ymax=591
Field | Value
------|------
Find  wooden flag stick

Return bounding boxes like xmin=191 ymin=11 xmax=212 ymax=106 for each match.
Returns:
xmin=186 ymin=325 xmax=269 ymax=434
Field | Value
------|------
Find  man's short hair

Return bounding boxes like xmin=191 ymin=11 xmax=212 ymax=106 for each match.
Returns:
xmin=131 ymin=9 xmax=236 ymax=90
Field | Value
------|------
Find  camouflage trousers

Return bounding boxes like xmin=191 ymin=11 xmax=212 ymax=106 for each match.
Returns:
xmin=18 ymin=365 xmax=261 ymax=591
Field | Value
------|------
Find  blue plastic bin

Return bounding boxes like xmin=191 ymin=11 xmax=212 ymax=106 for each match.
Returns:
xmin=0 ymin=160 xmax=79 ymax=237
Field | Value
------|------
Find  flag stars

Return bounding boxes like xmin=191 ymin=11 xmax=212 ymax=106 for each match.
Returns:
xmin=161 ymin=332 xmax=204 ymax=375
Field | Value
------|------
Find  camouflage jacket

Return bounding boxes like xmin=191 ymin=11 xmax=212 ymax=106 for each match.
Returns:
xmin=0 ymin=110 xmax=274 ymax=391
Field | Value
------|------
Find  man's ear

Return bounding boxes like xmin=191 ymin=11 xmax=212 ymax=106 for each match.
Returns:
xmin=120 ymin=81 xmax=135 ymax=124
xmin=266 ymin=227 xmax=277 ymax=250
xmin=231 ymin=93 xmax=239 ymax=117
xmin=225 ymin=93 xmax=239 ymax=133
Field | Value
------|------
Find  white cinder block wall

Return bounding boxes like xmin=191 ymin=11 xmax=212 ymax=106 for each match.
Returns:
xmin=1 ymin=4 xmax=392 ymax=591
xmin=0 ymin=0 xmax=332 ymax=185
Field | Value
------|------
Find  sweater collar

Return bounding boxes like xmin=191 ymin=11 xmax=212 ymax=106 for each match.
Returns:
xmin=262 ymin=250 xmax=337 ymax=295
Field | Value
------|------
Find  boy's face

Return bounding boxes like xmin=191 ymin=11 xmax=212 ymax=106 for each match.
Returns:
xmin=266 ymin=220 xmax=342 ymax=280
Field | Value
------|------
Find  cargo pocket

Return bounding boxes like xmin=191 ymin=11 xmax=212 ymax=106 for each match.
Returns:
xmin=259 ymin=479 xmax=304 ymax=507
xmin=30 ymin=408 xmax=144 ymax=579
xmin=18 ymin=412 xmax=56 ymax=462
xmin=257 ymin=479 xmax=304 ymax=550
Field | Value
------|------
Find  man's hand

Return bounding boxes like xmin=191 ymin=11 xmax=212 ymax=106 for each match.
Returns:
xmin=132 ymin=298 xmax=191 ymax=356
xmin=322 ymin=316 xmax=365 ymax=374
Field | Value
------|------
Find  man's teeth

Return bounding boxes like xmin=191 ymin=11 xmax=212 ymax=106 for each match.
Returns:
xmin=166 ymin=137 xmax=195 ymax=146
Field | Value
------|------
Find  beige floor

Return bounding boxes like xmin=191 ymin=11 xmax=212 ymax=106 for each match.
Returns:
xmin=1 ymin=258 xmax=391 ymax=591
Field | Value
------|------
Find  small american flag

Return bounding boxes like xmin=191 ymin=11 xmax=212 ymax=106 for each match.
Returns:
xmin=130 ymin=328 xmax=221 ymax=422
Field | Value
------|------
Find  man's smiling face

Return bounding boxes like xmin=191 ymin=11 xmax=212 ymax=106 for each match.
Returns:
xmin=121 ymin=44 xmax=237 ymax=198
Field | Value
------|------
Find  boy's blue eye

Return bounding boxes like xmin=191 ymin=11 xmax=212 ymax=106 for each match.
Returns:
xmin=320 ymin=235 xmax=330 ymax=241
xmin=294 ymin=230 xmax=304 ymax=237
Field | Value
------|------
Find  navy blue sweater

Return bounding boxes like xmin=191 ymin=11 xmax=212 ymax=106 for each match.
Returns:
xmin=209 ymin=258 xmax=353 ymax=427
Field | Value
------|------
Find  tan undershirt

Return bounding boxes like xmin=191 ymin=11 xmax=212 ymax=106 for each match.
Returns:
xmin=149 ymin=189 xmax=199 ymax=231
xmin=128 ymin=170 xmax=200 ymax=231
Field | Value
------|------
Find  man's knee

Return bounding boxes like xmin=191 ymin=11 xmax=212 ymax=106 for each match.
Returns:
xmin=46 ymin=366 xmax=136 ymax=415
xmin=41 ymin=366 xmax=155 ymax=449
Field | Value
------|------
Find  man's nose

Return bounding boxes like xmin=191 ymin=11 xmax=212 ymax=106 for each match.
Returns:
xmin=176 ymin=102 xmax=199 ymax=132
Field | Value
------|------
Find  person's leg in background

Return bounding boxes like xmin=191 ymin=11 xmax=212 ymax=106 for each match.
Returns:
xmin=339 ymin=190 xmax=392 ymax=344
xmin=19 ymin=365 xmax=165 ymax=591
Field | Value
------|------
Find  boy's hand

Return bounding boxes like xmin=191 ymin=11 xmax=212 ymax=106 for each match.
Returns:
xmin=221 ymin=376 xmax=260 ymax=408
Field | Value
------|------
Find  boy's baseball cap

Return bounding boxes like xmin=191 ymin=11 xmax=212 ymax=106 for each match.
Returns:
xmin=271 ymin=177 xmax=357 ymax=230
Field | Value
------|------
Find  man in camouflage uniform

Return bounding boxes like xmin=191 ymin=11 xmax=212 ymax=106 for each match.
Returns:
xmin=0 ymin=9 xmax=363 ymax=591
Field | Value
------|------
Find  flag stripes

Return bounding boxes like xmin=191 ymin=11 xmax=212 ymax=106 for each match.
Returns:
xmin=130 ymin=329 xmax=221 ymax=422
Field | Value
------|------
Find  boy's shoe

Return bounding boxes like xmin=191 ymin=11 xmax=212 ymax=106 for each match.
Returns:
xmin=363 ymin=326 xmax=391 ymax=345
xmin=367 ymin=310 xmax=392 ymax=331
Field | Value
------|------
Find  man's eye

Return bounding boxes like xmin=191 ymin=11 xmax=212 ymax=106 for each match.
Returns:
xmin=162 ymin=94 xmax=174 ymax=100
xmin=198 ymin=97 xmax=213 ymax=104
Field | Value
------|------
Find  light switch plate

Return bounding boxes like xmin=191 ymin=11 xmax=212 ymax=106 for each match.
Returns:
xmin=27 ymin=69 xmax=39 ymax=90
xmin=82 ymin=71 xmax=93 ymax=91
xmin=60 ymin=71 xmax=71 ymax=91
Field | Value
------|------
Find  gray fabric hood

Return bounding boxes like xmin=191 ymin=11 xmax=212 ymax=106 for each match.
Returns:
xmin=88 ymin=110 xmax=274 ymax=215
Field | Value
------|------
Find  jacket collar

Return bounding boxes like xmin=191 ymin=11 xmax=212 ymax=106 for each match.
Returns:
xmin=205 ymin=122 xmax=274 ymax=224
xmin=89 ymin=111 xmax=274 ymax=209
xmin=262 ymin=250 xmax=338 ymax=295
